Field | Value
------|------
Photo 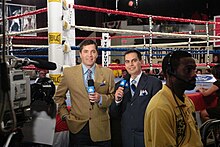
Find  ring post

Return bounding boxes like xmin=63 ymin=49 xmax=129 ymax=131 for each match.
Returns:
xmin=63 ymin=0 xmax=76 ymax=66
xmin=47 ymin=0 xmax=63 ymax=86
xmin=101 ymin=33 xmax=111 ymax=67
xmin=206 ymin=22 xmax=210 ymax=67
xmin=149 ymin=16 xmax=153 ymax=72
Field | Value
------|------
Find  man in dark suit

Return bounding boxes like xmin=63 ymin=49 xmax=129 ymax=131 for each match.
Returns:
xmin=54 ymin=40 xmax=115 ymax=147
xmin=110 ymin=49 xmax=162 ymax=147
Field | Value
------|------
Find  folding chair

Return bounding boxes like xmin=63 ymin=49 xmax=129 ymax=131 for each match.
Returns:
xmin=200 ymin=119 xmax=220 ymax=147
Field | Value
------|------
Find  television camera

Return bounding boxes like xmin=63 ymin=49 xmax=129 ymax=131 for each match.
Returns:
xmin=0 ymin=55 xmax=57 ymax=146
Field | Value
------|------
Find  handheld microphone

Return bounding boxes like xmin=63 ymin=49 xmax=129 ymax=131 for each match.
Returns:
xmin=119 ymin=80 xmax=127 ymax=87
xmin=87 ymin=79 xmax=95 ymax=105
xmin=117 ymin=73 xmax=130 ymax=100
xmin=120 ymin=73 xmax=130 ymax=87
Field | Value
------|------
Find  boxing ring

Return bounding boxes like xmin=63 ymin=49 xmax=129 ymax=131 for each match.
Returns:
xmin=1 ymin=0 xmax=220 ymax=146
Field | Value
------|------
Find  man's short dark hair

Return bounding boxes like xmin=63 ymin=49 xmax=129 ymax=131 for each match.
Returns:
xmin=162 ymin=50 xmax=192 ymax=77
xmin=79 ymin=40 xmax=98 ymax=52
xmin=124 ymin=49 xmax=142 ymax=60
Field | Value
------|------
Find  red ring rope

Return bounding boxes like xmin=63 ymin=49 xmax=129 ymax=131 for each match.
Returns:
xmin=73 ymin=5 xmax=220 ymax=25
xmin=0 ymin=8 xmax=47 ymax=22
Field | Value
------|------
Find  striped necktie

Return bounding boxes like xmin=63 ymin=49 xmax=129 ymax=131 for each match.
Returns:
xmin=87 ymin=69 xmax=92 ymax=81
xmin=131 ymin=80 xmax=137 ymax=96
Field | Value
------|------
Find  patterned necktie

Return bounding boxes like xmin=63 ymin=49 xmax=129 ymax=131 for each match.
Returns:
xmin=87 ymin=69 xmax=92 ymax=81
xmin=131 ymin=80 xmax=137 ymax=96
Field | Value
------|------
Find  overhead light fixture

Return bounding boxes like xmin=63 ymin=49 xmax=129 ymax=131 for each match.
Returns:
xmin=128 ymin=0 xmax=134 ymax=7
xmin=128 ymin=0 xmax=138 ymax=8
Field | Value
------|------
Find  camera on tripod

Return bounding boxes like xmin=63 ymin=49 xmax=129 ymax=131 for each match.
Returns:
xmin=10 ymin=69 xmax=31 ymax=110
xmin=1 ymin=56 xmax=32 ymax=130
xmin=0 ymin=55 xmax=57 ymax=146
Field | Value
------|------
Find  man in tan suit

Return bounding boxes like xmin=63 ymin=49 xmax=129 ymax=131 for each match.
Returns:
xmin=54 ymin=40 xmax=115 ymax=147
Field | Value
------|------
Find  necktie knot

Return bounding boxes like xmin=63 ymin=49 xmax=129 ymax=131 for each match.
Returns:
xmin=131 ymin=80 xmax=136 ymax=85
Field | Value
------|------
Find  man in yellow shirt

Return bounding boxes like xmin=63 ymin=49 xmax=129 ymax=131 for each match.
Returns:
xmin=112 ymin=59 xmax=122 ymax=78
xmin=144 ymin=50 xmax=203 ymax=147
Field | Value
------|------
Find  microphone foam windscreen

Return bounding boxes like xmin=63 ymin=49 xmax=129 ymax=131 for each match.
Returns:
xmin=34 ymin=59 xmax=57 ymax=70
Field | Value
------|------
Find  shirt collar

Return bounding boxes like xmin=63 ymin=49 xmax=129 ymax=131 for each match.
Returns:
xmin=82 ymin=63 xmax=96 ymax=75
xmin=130 ymin=71 xmax=143 ymax=85
xmin=163 ymin=85 xmax=186 ymax=108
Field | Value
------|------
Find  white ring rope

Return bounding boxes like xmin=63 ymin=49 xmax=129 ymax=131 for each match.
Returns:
xmin=74 ymin=25 xmax=220 ymax=40
xmin=2 ymin=25 xmax=220 ymax=49
xmin=12 ymin=44 xmax=48 ymax=48
xmin=110 ymin=40 xmax=220 ymax=48
xmin=0 ymin=27 xmax=48 ymax=38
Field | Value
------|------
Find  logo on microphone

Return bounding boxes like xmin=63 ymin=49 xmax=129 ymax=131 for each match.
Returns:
xmin=88 ymin=86 xmax=95 ymax=93
xmin=120 ymin=80 xmax=126 ymax=86
xmin=120 ymin=79 xmax=129 ymax=88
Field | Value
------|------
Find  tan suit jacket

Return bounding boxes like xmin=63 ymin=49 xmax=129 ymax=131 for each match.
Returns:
xmin=54 ymin=64 xmax=115 ymax=142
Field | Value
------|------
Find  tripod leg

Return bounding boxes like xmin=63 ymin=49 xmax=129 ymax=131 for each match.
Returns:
xmin=3 ymin=132 xmax=16 ymax=147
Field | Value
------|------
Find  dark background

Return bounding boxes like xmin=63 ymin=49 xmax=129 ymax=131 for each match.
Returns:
xmin=6 ymin=0 xmax=220 ymax=46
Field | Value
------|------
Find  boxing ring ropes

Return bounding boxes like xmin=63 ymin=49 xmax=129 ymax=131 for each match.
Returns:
xmin=1 ymin=1 xmax=220 ymax=85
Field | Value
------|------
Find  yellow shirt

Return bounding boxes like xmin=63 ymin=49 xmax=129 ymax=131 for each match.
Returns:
xmin=144 ymin=85 xmax=203 ymax=147
xmin=111 ymin=63 xmax=122 ymax=78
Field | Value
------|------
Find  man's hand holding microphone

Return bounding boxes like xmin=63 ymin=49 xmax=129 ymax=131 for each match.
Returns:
xmin=87 ymin=79 xmax=101 ymax=107
xmin=88 ymin=92 xmax=101 ymax=103
xmin=115 ymin=87 xmax=124 ymax=103
xmin=115 ymin=74 xmax=130 ymax=103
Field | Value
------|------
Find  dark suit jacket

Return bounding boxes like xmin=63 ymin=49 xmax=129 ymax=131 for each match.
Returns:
xmin=54 ymin=64 xmax=115 ymax=142
xmin=110 ymin=73 xmax=162 ymax=147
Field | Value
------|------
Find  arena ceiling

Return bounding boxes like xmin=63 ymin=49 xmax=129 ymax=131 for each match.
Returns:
xmin=104 ymin=0 xmax=219 ymax=20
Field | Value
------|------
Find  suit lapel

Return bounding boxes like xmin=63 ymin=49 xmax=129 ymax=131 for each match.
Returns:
xmin=94 ymin=64 xmax=105 ymax=90
xmin=124 ymin=86 xmax=130 ymax=96
xmin=130 ymin=73 xmax=148 ymax=102
xmin=75 ymin=64 xmax=87 ymax=92
xmin=137 ymin=74 xmax=148 ymax=92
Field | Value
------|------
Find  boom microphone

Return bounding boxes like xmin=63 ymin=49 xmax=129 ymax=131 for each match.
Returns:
xmin=16 ymin=58 xmax=57 ymax=70
xmin=32 ymin=59 xmax=57 ymax=70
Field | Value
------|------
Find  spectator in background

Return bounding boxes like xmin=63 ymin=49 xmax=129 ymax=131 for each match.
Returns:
xmin=112 ymin=58 xmax=122 ymax=78
xmin=31 ymin=69 xmax=56 ymax=116
xmin=196 ymin=69 xmax=203 ymax=74
xmin=212 ymin=55 xmax=220 ymax=63
xmin=122 ymin=70 xmax=128 ymax=78
xmin=143 ymin=69 xmax=155 ymax=76
xmin=205 ymin=68 xmax=211 ymax=74
xmin=35 ymin=70 xmax=48 ymax=83
xmin=143 ymin=69 xmax=150 ymax=75
xmin=198 ymin=65 xmax=220 ymax=122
